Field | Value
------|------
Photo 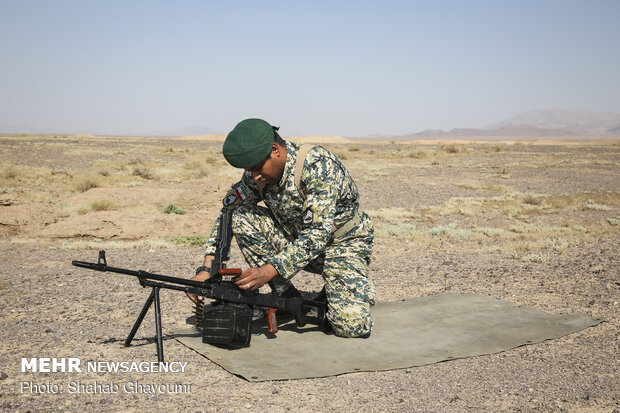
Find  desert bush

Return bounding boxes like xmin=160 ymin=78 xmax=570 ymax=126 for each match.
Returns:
xmin=442 ymin=144 xmax=460 ymax=154
xmin=607 ymin=218 xmax=619 ymax=226
xmin=162 ymin=203 xmax=185 ymax=214
xmin=74 ymin=176 xmax=101 ymax=192
xmin=408 ymin=150 xmax=427 ymax=158
xmin=523 ymin=194 xmax=542 ymax=205
xmin=169 ymin=235 xmax=207 ymax=246
xmin=348 ymin=145 xmax=361 ymax=152
xmin=184 ymin=159 xmax=204 ymax=170
xmin=132 ymin=166 xmax=154 ymax=180
xmin=90 ymin=199 xmax=116 ymax=211
xmin=367 ymin=207 xmax=417 ymax=222
xmin=430 ymin=223 xmax=471 ymax=239
xmin=192 ymin=168 xmax=209 ymax=178
xmin=582 ymin=199 xmax=611 ymax=211
xmin=77 ymin=205 xmax=91 ymax=215
xmin=473 ymin=227 xmax=505 ymax=237
xmin=493 ymin=145 xmax=502 ymax=152
xmin=521 ymin=253 xmax=549 ymax=263
xmin=0 ymin=166 xmax=19 ymax=179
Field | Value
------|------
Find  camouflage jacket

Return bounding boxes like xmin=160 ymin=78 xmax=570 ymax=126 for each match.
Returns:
xmin=205 ymin=141 xmax=368 ymax=279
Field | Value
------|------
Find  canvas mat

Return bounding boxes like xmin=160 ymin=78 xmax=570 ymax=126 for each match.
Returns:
xmin=171 ymin=294 xmax=601 ymax=381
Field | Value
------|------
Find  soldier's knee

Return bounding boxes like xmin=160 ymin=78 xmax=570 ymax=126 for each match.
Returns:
xmin=329 ymin=317 xmax=372 ymax=338
xmin=327 ymin=303 xmax=373 ymax=338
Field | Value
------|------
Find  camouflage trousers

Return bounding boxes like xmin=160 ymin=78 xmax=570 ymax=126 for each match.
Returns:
xmin=231 ymin=203 xmax=376 ymax=338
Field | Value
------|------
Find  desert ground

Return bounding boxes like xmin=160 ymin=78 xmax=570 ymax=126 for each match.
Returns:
xmin=0 ymin=134 xmax=618 ymax=412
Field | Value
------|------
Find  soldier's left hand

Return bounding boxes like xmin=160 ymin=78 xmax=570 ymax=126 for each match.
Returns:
xmin=236 ymin=264 xmax=278 ymax=291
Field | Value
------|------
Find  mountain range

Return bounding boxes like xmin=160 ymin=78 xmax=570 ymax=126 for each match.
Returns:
xmin=386 ymin=109 xmax=620 ymax=140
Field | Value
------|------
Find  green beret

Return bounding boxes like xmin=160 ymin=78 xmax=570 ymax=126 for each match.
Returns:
xmin=223 ymin=118 xmax=274 ymax=168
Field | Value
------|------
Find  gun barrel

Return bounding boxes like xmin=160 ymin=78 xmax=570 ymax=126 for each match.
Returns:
xmin=71 ymin=259 xmax=206 ymax=289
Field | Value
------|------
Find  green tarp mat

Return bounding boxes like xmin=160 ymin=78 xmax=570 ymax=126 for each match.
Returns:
xmin=172 ymin=294 xmax=601 ymax=381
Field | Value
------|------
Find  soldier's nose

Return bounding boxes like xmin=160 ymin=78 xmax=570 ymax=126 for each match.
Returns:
xmin=251 ymin=170 xmax=261 ymax=181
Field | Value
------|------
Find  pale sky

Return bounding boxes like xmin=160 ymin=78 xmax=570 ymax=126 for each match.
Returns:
xmin=1 ymin=0 xmax=619 ymax=137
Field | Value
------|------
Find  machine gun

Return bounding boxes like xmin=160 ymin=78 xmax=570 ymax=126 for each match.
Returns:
xmin=72 ymin=208 xmax=329 ymax=362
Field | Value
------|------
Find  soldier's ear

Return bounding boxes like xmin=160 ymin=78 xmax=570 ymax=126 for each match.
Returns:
xmin=272 ymin=143 xmax=281 ymax=157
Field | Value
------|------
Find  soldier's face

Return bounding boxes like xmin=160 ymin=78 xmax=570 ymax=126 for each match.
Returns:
xmin=246 ymin=144 xmax=286 ymax=185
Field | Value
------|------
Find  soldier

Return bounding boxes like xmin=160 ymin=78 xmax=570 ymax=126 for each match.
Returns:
xmin=187 ymin=118 xmax=376 ymax=337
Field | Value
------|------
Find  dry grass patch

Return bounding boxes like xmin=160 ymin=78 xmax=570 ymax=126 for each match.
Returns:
xmin=132 ymin=165 xmax=155 ymax=180
xmin=367 ymin=207 xmax=418 ymax=222
xmin=432 ymin=191 xmax=619 ymax=218
xmin=430 ymin=223 xmax=471 ymax=239
xmin=183 ymin=158 xmax=210 ymax=178
xmin=76 ymin=199 xmax=117 ymax=215
xmin=442 ymin=143 xmax=463 ymax=154
xmin=408 ymin=150 xmax=428 ymax=158
xmin=73 ymin=175 xmax=102 ymax=192
xmin=90 ymin=199 xmax=116 ymax=211
xmin=374 ymin=223 xmax=421 ymax=240
xmin=162 ymin=203 xmax=185 ymax=215
xmin=0 ymin=165 xmax=19 ymax=179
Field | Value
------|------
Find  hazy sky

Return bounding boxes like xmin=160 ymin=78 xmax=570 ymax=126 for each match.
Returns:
xmin=1 ymin=0 xmax=619 ymax=137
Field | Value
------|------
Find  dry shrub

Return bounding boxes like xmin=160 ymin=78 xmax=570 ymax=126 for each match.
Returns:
xmin=74 ymin=176 xmax=101 ymax=192
xmin=0 ymin=166 xmax=19 ymax=179
xmin=430 ymin=224 xmax=471 ymax=239
xmin=169 ymin=235 xmax=207 ymax=246
xmin=348 ymin=145 xmax=361 ymax=152
xmin=132 ymin=166 xmax=154 ymax=180
xmin=374 ymin=223 xmax=419 ymax=239
xmin=77 ymin=205 xmax=90 ymax=215
xmin=582 ymin=199 xmax=611 ymax=211
xmin=184 ymin=159 xmax=204 ymax=170
xmin=442 ymin=144 xmax=461 ymax=154
xmin=90 ymin=199 xmax=115 ymax=211
xmin=192 ymin=168 xmax=209 ymax=178
xmin=493 ymin=145 xmax=502 ymax=152
xmin=367 ymin=207 xmax=417 ymax=222
xmin=408 ymin=150 xmax=427 ymax=158
xmin=162 ymin=203 xmax=185 ymax=214
xmin=523 ymin=194 xmax=542 ymax=205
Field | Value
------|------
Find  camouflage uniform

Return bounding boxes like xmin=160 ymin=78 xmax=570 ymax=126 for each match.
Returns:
xmin=205 ymin=141 xmax=376 ymax=337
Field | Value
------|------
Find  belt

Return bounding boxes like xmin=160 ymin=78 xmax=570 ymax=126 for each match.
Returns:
xmin=332 ymin=209 xmax=363 ymax=239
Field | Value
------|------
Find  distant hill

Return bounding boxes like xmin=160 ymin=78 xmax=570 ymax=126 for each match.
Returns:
xmin=490 ymin=109 xmax=620 ymax=135
xmin=364 ymin=109 xmax=620 ymax=140
xmin=386 ymin=124 xmax=577 ymax=140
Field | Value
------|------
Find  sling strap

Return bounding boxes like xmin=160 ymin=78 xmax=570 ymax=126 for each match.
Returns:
xmin=294 ymin=144 xmax=314 ymax=198
xmin=257 ymin=143 xmax=362 ymax=238
xmin=257 ymin=144 xmax=314 ymax=200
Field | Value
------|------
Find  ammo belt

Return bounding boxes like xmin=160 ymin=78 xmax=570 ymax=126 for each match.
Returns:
xmin=332 ymin=209 xmax=363 ymax=239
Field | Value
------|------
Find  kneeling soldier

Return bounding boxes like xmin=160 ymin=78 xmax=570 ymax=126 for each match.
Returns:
xmin=188 ymin=118 xmax=376 ymax=337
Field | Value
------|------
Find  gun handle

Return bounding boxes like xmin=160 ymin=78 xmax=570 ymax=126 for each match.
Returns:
xmin=265 ymin=308 xmax=278 ymax=334
xmin=219 ymin=268 xmax=242 ymax=276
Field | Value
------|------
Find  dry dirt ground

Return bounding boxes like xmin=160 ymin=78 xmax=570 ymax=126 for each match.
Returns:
xmin=0 ymin=135 xmax=618 ymax=412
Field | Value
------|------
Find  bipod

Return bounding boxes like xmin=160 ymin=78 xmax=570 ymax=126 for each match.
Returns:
xmin=124 ymin=283 xmax=165 ymax=362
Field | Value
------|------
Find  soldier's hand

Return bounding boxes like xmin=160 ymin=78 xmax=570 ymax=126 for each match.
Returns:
xmin=186 ymin=270 xmax=210 ymax=303
xmin=236 ymin=264 xmax=278 ymax=291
